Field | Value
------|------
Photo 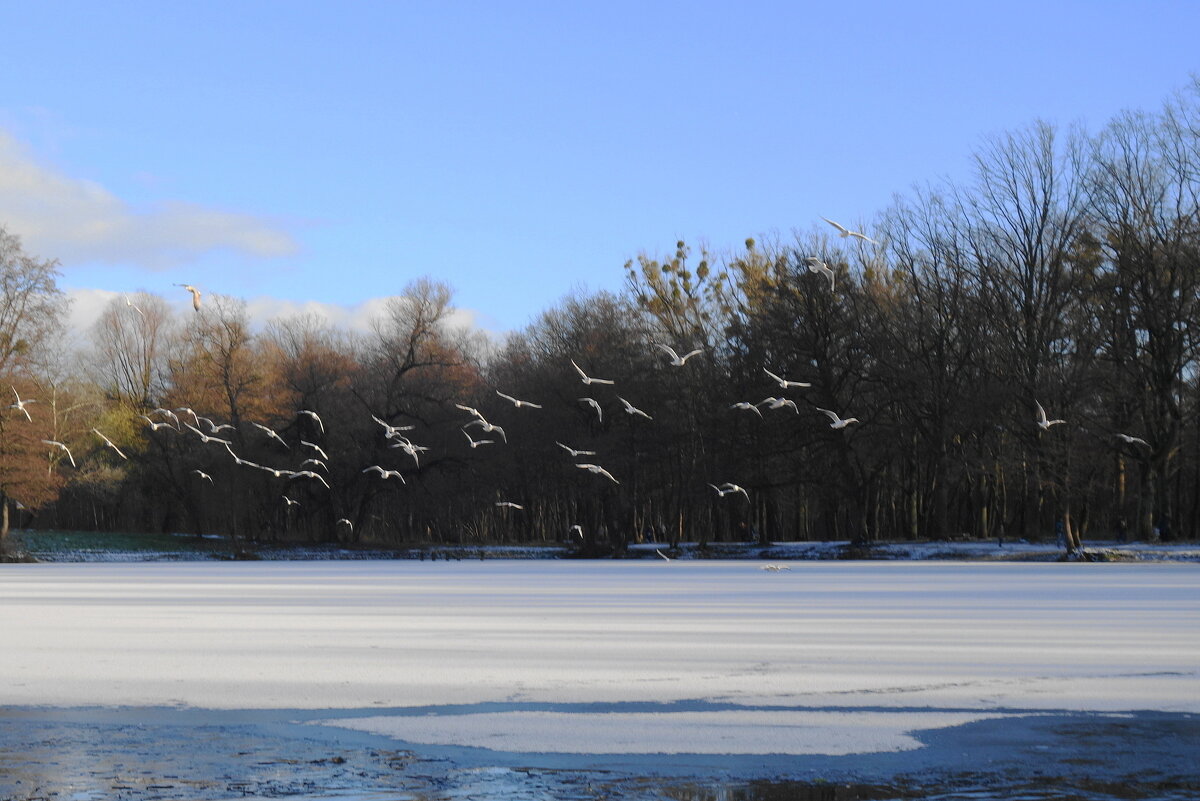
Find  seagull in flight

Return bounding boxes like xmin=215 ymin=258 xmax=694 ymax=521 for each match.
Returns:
xmin=125 ymin=295 xmax=145 ymax=316
xmin=496 ymin=391 xmax=543 ymax=409
xmin=250 ymin=421 xmax=289 ymax=447
xmin=730 ymin=401 xmax=764 ymax=418
xmin=760 ymin=564 xmax=792 ymax=572
xmin=362 ymin=465 xmax=405 ymax=482
xmin=175 ymin=283 xmax=202 ymax=311
xmin=579 ymin=397 xmax=603 ymax=423
xmin=336 ymin=518 xmax=353 ymax=531
xmin=300 ymin=457 xmax=328 ymax=471
xmin=175 ymin=407 xmax=200 ymax=426
xmin=10 ymin=387 xmax=36 ymax=421
xmin=42 ymin=440 xmax=76 ymax=468
xmin=370 ymin=414 xmax=415 ymax=438
xmin=282 ymin=496 xmax=300 ymax=508
xmin=300 ymin=440 xmax=329 ymax=459
xmin=656 ymin=549 xmax=671 ymax=561
xmin=571 ymin=359 xmax=615 ymax=386
xmin=495 ymin=501 xmax=524 ymax=510
xmin=568 ymin=524 xmax=584 ymax=539
xmin=576 ymin=463 xmax=620 ymax=484
xmin=617 ymin=396 xmax=652 ymax=420
xmin=389 ymin=437 xmax=427 ymax=466
xmin=152 ymin=408 xmax=181 ymax=427
xmin=804 ymin=257 xmax=836 ymax=291
xmin=191 ymin=469 xmax=213 ymax=482
xmin=656 ymin=344 xmax=703 ymax=367
xmin=184 ymin=423 xmax=233 ymax=446
xmin=91 ymin=428 xmax=128 ymax=460
xmin=463 ymin=428 xmax=495 ymax=449
xmin=556 ymin=441 xmax=597 ymax=457
xmin=1034 ymin=401 xmax=1065 ymax=431
xmin=760 ymin=397 xmax=799 ymax=413
xmin=821 ymin=217 xmax=879 ymax=245
xmin=764 ymin=368 xmax=811 ymax=389
xmin=1115 ymin=433 xmax=1150 ymax=448
xmin=815 ymin=407 xmax=859 ymax=429
xmin=291 ymin=470 xmax=331 ymax=489
xmin=709 ymin=482 xmax=750 ymax=501
xmin=464 ymin=417 xmax=507 ymax=442
xmin=298 ymin=409 xmax=324 ymax=434
xmin=138 ymin=415 xmax=177 ymax=432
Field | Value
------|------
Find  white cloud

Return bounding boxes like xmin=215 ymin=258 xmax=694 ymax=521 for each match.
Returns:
xmin=0 ymin=130 xmax=298 ymax=269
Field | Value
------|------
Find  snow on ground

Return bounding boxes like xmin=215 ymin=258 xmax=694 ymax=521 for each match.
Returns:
xmin=2 ymin=560 xmax=1197 ymax=761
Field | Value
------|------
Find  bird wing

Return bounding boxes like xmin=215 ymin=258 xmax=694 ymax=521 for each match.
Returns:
xmin=656 ymin=344 xmax=679 ymax=360
xmin=570 ymin=359 xmax=588 ymax=380
xmin=821 ymin=217 xmax=850 ymax=235
xmin=1034 ymin=401 xmax=1047 ymax=423
xmin=815 ymin=407 xmax=840 ymax=423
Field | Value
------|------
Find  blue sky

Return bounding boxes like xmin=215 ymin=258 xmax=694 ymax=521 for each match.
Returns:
xmin=2 ymin=1 xmax=1197 ymax=335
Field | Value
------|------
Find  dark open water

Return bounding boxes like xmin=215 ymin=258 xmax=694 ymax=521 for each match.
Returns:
xmin=1 ymin=707 xmax=1196 ymax=801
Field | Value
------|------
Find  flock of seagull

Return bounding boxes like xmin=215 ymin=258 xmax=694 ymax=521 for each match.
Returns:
xmin=10 ymin=216 xmax=1152 ymax=543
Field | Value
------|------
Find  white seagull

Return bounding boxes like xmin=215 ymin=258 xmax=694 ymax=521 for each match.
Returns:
xmin=10 ymin=387 xmax=36 ymax=421
xmin=370 ymin=414 xmax=415 ymax=437
xmin=291 ymin=470 xmax=331 ymax=489
xmin=496 ymin=391 xmax=543 ymax=409
xmin=362 ymin=465 xmax=405 ymax=482
xmin=183 ymin=423 xmax=233 ymax=446
xmin=815 ymin=407 xmax=859 ymax=429
xmin=804 ymin=257 xmax=836 ymax=291
xmin=336 ymin=518 xmax=353 ymax=531
xmin=175 ymin=283 xmax=202 ymax=311
xmin=282 ymin=496 xmax=300 ymax=508
xmin=495 ymin=501 xmax=524 ymax=510
xmin=152 ymin=408 xmax=181 ymax=427
xmin=760 ymin=564 xmax=792 ymax=572
xmin=41 ymin=440 xmax=76 ymax=468
xmin=730 ymin=401 xmax=764 ymax=418
xmin=464 ymin=417 xmax=507 ymax=442
xmin=576 ymin=463 xmax=620 ymax=484
xmin=617 ymin=396 xmax=652 ymax=420
xmin=556 ymin=441 xmax=597 ymax=457
xmin=764 ymin=368 xmax=811 ymax=389
xmin=579 ymin=397 xmax=603 ymax=423
xmin=656 ymin=344 xmax=703 ymax=367
xmin=192 ymin=469 xmax=214 ymax=482
xmin=1115 ymin=433 xmax=1150 ymax=448
xmin=710 ymin=482 xmax=750 ymax=501
xmin=300 ymin=439 xmax=329 ymax=459
xmin=1034 ymin=401 xmax=1065 ymax=431
xmin=760 ymin=397 xmax=799 ymax=413
xmin=91 ymin=428 xmax=128 ymax=460
xmin=298 ymin=409 xmax=325 ymax=434
xmin=821 ymin=217 xmax=879 ymax=245
xmin=571 ymin=359 xmax=615 ymax=386
xmin=463 ymin=429 xmax=495 ymax=449
xmin=250 ymin=421 xmax=289 ymax=447
xmin=125 ymin=295 xmax=145 ymax=316
xmin=138 ymin=415 xmax=176 ymax=432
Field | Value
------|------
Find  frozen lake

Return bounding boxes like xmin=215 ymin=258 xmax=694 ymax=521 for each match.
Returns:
xmin=2 ymin=560 xmax=1198 ymax=798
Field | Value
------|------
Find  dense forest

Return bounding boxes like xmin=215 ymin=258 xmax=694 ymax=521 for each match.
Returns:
xmin=2 ymin=84 xmax=1198 ymax=554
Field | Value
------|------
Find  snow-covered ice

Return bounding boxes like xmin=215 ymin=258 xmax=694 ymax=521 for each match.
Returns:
xmin=2 ymin=559 xmax=1197 ymax=761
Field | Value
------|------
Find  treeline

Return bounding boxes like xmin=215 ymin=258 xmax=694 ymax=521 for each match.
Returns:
xmin=2 ymin=84 xmax=1198 ymax=553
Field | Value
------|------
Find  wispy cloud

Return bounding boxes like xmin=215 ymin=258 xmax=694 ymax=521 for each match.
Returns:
xmin=0 ymin=130 xmax=298 ymax=269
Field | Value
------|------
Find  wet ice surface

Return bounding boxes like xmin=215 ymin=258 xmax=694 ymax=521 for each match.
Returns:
xmin=2 ymin=561 xmax=1198 ymax=799
xmin=1 ymin=706 xmax=1197 ymax=800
